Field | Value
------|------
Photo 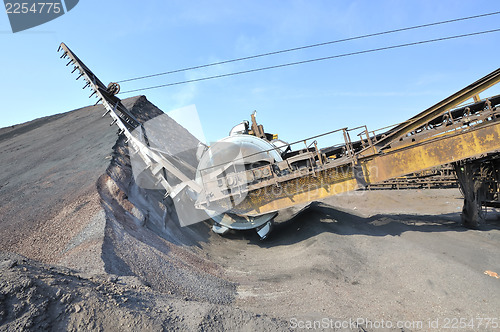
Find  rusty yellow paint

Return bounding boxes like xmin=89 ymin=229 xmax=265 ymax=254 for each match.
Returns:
xmin=363 ymin=121 xmax=500 ymax=184
xmin=239 ymin=178 xmax=359 ymax=216
xmin=232 ymin=166 xmax=359 ymax=216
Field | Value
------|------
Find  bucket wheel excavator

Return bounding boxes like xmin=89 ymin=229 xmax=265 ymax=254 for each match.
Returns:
xmin=59 ymin=42 xmax=500 ymax=238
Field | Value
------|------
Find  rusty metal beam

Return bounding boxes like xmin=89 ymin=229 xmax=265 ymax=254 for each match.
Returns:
xmin=230 ymin=165 xmax=359 ymax=216
xmin=375 ymin=67 xmax=500 ymax=150
xmin=363 ymin=121 xmax=500 ymax=184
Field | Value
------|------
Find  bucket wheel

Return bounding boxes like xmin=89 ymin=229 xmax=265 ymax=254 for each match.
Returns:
xmin=211 ymin=212 xmax=276 ymax=240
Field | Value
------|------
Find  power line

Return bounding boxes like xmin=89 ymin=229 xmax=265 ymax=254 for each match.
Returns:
xmin=116 ymin=11 xmax=500 ymax=84
xmin=120 ymin=28 xmax=500 ymax=94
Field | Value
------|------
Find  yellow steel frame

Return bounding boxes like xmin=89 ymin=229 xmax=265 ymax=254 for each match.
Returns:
xmin=233 ymin=68 xmax=500 ymax=217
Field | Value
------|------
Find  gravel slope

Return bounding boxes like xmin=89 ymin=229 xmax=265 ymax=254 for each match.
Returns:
xmin=0 ymin=97 xmax=289 ymax=331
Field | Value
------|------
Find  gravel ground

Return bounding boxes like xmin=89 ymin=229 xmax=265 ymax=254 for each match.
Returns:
xmin=0 ymin=252 xmax=287 ymax=331
xmin=202 ymin=190 xmax=500 ymax=329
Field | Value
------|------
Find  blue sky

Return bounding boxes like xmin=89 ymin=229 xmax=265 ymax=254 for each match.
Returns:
xmin=1 ymin=0 xmax=500 ymax=145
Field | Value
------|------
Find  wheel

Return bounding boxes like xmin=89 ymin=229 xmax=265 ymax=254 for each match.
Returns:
xmin=107 ymin=82 xmax=120 ymax=95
